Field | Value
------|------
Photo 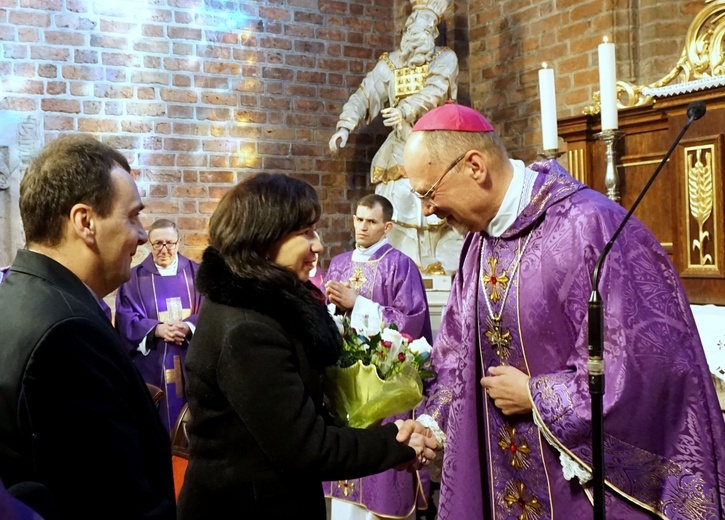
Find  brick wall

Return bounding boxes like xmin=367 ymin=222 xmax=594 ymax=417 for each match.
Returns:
xmin=0 ymin=0 xmax=709 ymax=264
xmin=466 ymin=0 xmax=702 ymax=163
xmin=0 ymin=0 xmax=395 ymax=263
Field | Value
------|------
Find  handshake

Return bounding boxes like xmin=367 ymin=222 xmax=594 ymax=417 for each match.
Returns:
xmin=394 ymin=419 xmax=441 ymax=472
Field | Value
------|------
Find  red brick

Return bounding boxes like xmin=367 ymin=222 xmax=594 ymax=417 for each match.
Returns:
xmin=144 ymin=200 xmax=180 ymax=213
xmin=9 ymin=11 xmax=51 ymax=27
xmin=199 ymin=170 xmax=235 ymax=183
xmin=172 ymin=185 xmax=207 ymax=198
xmin=44 ymin=115 xmax=74 ymax=131
xmin=41 ymin=98 xmax=80 ymax=113
xmin=177 ymin=154 xmax=208 ymax=167
xmin=201 ymin=92 xmax=238 ymax=106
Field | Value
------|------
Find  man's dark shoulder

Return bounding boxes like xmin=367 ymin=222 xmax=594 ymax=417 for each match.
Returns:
xmin=0 ymin=271 xmax=105 ymax=345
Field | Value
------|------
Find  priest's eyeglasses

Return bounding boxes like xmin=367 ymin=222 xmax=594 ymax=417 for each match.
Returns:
xmin=151 ymin=241 xmax=178 ymax=251
xmin=410 ymin=152 xmax=467 ymax=206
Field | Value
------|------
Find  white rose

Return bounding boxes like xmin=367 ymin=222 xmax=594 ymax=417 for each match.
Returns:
xmin=408 ymin=337 xmax=432 ymax=357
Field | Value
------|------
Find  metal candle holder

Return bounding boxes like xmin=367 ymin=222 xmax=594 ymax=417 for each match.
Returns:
xmin=594 ymin=129 xmax=624 ymax=203
xmin=538 ymin=149 xmax=565 ymax=160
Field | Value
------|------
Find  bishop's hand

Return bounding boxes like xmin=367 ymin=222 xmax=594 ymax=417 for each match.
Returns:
xmin=481 ymin=365 xmax=533 ymax=416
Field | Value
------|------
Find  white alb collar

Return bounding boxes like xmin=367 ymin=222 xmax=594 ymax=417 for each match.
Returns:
xmin=352 ymin=237 xmax=389 ymax=261
xmin=155 ymin=255 xmax=178 ymax=276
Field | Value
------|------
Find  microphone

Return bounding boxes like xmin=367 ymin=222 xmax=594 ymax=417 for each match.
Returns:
xmin=587 ymin=100 xmax=706 ymax=520
xmin=687 ymin=100 xmax=706 ymax=120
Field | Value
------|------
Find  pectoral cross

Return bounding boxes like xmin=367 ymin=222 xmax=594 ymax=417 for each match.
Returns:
xmin=485 ymin=317 xmax=511 ymax=362
xmin=348 ymin=268 xmax=367 ymax=290
xmin=482 ymin=256 xmax=509 ymax=303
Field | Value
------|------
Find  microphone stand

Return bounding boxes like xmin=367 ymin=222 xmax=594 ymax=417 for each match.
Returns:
xmin=587 ymin=101 xmax=705 ymax=520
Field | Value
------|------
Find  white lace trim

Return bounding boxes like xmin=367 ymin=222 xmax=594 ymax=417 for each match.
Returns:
xmin=532 ymin=409 xmax=592 ymax=484
xmin=642 ymin=75 xmax=725 ymax=98
xmin=416 ymin=414 xmax=445 ymax=483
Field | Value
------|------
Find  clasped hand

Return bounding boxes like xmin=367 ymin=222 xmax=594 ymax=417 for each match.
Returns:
xmin=155 ymin=320 xmax=190 ymax=345
xmin=393 ymin=419 xmax=439 ymax=472
xmin=325 ymin=281 xmax=359 ymax=311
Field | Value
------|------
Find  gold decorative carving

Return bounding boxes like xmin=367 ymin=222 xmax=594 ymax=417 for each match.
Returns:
xmin=421 ymin=261 xmax=446 ymax=275
xmin=685 ymin=146 xmax=717 ymax=268
xmin=585 ymin=0 xmax=725 ymax=112
xmin=567 ymin=148 xmax=586 ymax=184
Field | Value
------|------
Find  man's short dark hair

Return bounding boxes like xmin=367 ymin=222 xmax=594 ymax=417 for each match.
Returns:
xmin=20 ymin=134 xmax=131 ymax=246
xmin=357 ymin=194 xmax=393 ymax=222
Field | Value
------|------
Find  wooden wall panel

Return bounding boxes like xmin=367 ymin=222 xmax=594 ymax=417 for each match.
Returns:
xmin=559 ymin=86 xmax=725 ymax=304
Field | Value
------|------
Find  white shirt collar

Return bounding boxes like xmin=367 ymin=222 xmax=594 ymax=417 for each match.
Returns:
xmin=352 ymin=237 xmax=389 ymax=261
xmin=486 ymin=159 xmax=528 ymax=237
xmin=155 ymin=255 xmax=178 ymax=276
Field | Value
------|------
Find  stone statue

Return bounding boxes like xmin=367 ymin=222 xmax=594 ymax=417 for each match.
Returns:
xmin=330 ymin=0 xmax=463 ymax=274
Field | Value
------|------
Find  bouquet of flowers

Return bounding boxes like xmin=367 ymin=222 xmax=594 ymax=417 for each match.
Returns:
xmin=324 ymin=315 xmax=435 ymax=428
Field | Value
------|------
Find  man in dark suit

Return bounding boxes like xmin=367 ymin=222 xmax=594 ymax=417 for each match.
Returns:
xmin=0 ymin=135 xmax=176 ymax=519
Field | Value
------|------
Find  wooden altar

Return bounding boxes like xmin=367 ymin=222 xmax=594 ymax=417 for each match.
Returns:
xmin=558 ymin=1 xmax=725 ymax=306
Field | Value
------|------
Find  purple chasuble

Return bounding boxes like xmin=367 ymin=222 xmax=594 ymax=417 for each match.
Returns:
xmin=428 ymin=160 xmax=725 ymax=519
xmin=324 ymin=242 xmax=432 ymax=517
xmin=115 ymin=254 xmax=202 ymax=432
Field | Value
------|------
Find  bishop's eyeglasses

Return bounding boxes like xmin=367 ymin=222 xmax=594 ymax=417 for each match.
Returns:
xmin=150 ymin=241 xmax=179 ymax=251
xmin=409 ymin=152 xmax=467 ymax=206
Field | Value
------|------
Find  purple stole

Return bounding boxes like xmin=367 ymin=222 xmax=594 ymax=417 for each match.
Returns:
xmin=115 ymin=254 xmax=202 ymax=432
xmin=428 ymin=161 xmax=725 ymax=519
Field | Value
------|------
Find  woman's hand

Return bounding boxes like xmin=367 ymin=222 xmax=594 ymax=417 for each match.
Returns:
xmin=394 ymin=419 xmax=439 ymax=472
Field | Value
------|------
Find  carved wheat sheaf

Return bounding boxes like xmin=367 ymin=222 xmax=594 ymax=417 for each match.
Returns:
xmin=688 ymin=148 xmax=714 ymax=265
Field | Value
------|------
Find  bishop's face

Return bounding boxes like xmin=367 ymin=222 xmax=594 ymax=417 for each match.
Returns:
xmin=403 ymin=132 xmax=490 ymax=234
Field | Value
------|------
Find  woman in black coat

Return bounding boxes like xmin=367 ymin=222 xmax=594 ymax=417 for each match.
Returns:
xmin=177 ymin=173 xmax=437 ymax=519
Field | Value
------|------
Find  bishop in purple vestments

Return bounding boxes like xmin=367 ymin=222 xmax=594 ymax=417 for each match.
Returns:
xmin=402 ymin=103 xmax=725 ymax=519
xmin=324 ymin=194 xmax=432 ymax=519
xmin=115 ymin=220 xmax=203 ymax=431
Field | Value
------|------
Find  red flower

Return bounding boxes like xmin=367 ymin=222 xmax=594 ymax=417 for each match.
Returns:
xmin=397 ymin=353 xmax=406 ymax=361
xmin=381 ymin=340 xmax=392 ymax=349
xmin=400 ymin=332 xmax=414 ymax=342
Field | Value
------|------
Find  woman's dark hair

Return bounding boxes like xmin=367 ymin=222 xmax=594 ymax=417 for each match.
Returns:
xmin=209 ymin=173 xmax=321 ymax=287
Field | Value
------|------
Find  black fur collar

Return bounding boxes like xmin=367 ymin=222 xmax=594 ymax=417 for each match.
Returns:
xmin=196 ymin=247 xmax=342 ymax=367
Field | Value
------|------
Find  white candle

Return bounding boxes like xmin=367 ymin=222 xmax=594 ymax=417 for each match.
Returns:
xmin=538 ymin=62 xmax=558 ymax=150
xmin=598 ymin=36 xmax=618 ymax=130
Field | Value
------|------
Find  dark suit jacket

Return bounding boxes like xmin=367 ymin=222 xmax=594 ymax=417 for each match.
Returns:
xmin=177 ymin=247 xmax=416 ymax=520
xmin=0 ymin=250 xmax=175 ymax=520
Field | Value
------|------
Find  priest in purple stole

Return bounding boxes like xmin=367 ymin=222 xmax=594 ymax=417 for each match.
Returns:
xmin=324 ymin=194 xmax=432 ymax=519
xmin=115 ymin=219 xmax=203 ymax=432
xmin=402 ymin=103 xmax=725 ymax=519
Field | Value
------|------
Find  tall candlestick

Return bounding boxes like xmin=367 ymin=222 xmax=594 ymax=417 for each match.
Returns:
xmin=538 ymin=62 xmax=558 ymax=150
xmin=598 ymin=36 xmax=618 ymax=130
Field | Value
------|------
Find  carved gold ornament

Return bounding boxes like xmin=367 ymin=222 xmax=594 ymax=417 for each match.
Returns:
xmin=585 ymin=0 xmax=725 ymax=112
xmin=686 ymin=146 xmax=716 ymax=266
